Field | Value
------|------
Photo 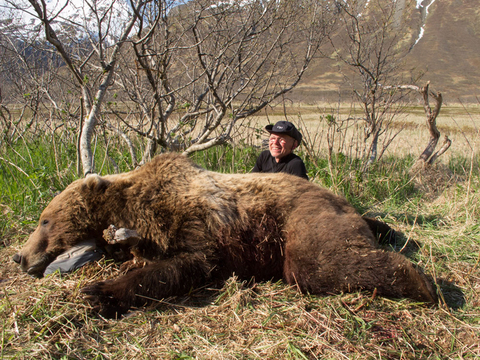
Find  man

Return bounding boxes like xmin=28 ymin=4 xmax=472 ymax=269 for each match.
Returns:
xmin=252 ymin=121 xmax=308 ymax=180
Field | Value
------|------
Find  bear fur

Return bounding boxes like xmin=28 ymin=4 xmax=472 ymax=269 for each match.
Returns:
xmin=13 ymin=153 xmax=437 ymax=317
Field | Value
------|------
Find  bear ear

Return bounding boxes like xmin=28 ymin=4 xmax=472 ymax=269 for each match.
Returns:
xmin=83 ymin=174 xmax=111 ymax=194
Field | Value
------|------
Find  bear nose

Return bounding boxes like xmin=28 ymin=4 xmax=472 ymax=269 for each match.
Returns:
xmin=12 ymin=253 xmax=22 ymax=264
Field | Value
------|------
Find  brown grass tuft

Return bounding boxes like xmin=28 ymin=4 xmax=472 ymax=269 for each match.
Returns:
xmin=409 ymin=162 xmax=459 ymax=199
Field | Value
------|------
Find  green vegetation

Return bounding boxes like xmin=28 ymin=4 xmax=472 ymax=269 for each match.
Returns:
xmin=1 ymin=134 xmax=479 ymax=359
xmin=191 ymin=143 xmax=260 ymax=175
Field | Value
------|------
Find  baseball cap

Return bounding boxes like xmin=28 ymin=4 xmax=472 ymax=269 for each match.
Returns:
xmin=265 ymin=121 xmax=302 ymax=144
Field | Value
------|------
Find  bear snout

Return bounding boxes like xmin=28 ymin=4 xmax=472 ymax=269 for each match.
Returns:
xmin=12 ymin=253 xmax=36 ymax=276
xmin=12 ymin=253 xmax=22 ymax=265
xmin=12 ymin=253 xmax=30 ymax=273
xmin=12 ymin=253 xmax=34 ymax=275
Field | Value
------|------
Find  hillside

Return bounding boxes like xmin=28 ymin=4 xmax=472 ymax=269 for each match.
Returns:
xmin=292 ymin=0 xmax=480 ymax=103
xmin=405 ymin=0 xmax=480 ymax=101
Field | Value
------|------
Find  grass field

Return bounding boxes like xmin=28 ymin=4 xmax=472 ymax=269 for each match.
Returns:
xmin=0 ymin=103 xmax=479 ymax=359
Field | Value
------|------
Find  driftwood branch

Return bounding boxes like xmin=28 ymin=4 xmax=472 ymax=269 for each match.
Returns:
xmin=417 ymin=82 xmax=446 ymax=165
xmin=428 ymin=135 xmax=452 ymax=165
xmin=386 ymin=82 xmax=451 ymax=166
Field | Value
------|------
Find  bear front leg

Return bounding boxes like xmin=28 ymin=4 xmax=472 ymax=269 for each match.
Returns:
xmin=82 ymin=252 xmax=215 ymax=318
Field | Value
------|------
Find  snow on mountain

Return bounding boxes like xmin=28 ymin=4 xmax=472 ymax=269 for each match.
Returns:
xmin=414 ymin=0 xmax=436 ymax=46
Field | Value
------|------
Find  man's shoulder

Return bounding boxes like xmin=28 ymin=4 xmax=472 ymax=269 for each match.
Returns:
xmin=252 ymin=149 xmax=273 ymax=173
xmin=283 ymin=152 xmax=304 ymax=164
xmin=284 ymin=153 xmax=308 ymax=179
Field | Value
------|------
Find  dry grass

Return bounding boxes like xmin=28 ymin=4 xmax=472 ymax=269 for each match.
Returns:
xmin=1 ymin=181 xmax=480 ymax=359
xmin=243 ymin=102 xmax=480 ymax=161
xmin=1 ymin=265 xmax=479 ymax=359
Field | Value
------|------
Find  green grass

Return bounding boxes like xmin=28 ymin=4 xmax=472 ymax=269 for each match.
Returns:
xmin=190 ymin=142 xmax=260 ymax=174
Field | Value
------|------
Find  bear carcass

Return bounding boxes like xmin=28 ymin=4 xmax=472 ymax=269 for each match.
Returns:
xmin=13 ymin=153 xmax=437 ymax=317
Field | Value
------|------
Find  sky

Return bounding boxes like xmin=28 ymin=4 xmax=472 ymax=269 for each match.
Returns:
xmin=0 ymin=0 xmax=194 ymax=41
xmin=0 ymin=0 xmax=135 ymax=41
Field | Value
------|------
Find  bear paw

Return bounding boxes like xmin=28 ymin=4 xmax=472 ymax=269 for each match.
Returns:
xmin=81 ymin=281 xmax=132 ymax=319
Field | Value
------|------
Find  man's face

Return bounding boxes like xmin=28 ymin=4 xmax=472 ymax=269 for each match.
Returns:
xmin=269 ymin=133 xmax=297 ymax=162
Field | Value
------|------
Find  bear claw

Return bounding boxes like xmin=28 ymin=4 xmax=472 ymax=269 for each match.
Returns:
xmin=81 ymin=282 xmax=130 ymax=318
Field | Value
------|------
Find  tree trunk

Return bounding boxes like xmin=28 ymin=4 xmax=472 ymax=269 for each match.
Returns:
xmin=141 ymin=139 xmax=158 ymax=165
xmin=80 ymin=69 xmax=116 ymax=175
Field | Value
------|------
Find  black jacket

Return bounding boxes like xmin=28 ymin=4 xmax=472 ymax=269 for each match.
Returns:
xmin=252 ymin=150 xmax=308 ymax=180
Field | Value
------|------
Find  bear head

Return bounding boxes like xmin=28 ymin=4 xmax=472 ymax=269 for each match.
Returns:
xmin=13 ymin=174 xmax=113 ymax=277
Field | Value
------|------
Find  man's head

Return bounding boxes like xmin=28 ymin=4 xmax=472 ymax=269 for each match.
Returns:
xmin=265 ymin=121 xmax=302 ymax=162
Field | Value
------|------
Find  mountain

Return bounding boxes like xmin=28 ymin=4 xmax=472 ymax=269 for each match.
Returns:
xmin=2 ymin=0 xmax=479 ymax=103
xmin=405 ymin=0 xmax=480 ymax=101
xmin=292 ymin=0 xmax=480 ymax=103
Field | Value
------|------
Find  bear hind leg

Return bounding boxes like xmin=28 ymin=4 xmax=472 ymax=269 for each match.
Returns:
xmin=284 ymin=247 xmax=437 ymax=304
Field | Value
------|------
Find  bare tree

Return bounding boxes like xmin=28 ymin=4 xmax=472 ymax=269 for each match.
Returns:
xmin=109 ymin=0 xmax=335 ymax=163
xmin=3 ymin=0 xmax=153 ymax=175
xmin=2 ymin=0 xmax=335 ymax=172
xmin=329 ymin=0 xmax=416 ymax=171
xmin=0 ymin=17 xmax=77 ymax=145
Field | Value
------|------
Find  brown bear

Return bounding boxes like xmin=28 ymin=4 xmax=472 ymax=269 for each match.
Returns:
xmin=13 ymin=153 xmax=437 ymax=317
